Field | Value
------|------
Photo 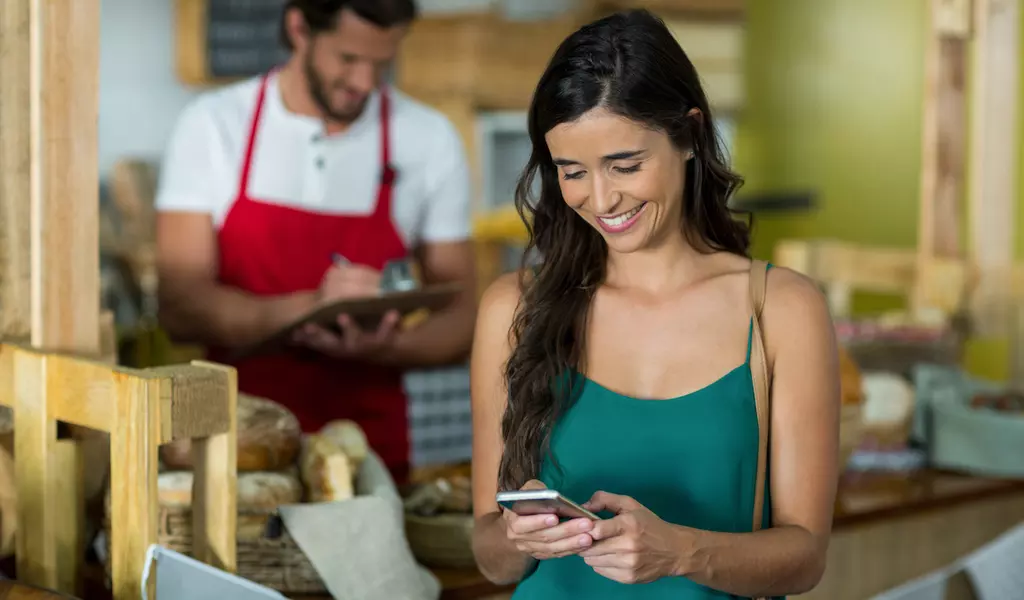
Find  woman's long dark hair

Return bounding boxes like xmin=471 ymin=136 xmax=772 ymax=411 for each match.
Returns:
xmin=497 ymin=9 xmax=752 ymax=491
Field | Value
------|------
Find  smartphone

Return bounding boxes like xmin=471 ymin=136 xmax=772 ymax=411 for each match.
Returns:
xmin=496 ymin=489 xmax=600 ymax=520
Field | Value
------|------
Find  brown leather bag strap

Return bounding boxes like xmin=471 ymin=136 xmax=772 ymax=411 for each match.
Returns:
xmin=749 ymin=259 xmax=770 ymax=533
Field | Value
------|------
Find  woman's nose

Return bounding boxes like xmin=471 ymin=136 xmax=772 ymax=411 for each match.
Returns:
xmin=589 ymin=175 xmax=622 ymax=215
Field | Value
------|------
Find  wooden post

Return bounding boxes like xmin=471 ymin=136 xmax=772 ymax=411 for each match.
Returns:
xmin=1 ymin=0 xmax=102 ymax=593
xmin=0 ymin=346 xmax=238 ymax=600
xmin=1 ymin=2 xmax=237 ymax=597
xmin=188 ymin=361 xmax=238 ymax=571
xmin=915 ymin=0 xmax=971 ymax=313
xmin=967 ymin=0 xmax=1020 ymax=335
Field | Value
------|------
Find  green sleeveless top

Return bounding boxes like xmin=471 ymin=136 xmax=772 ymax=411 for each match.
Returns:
xmin=511 ymin=292 xmax=776 ymax=599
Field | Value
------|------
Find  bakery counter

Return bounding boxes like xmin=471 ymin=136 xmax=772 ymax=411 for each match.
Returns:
xmin=298 ymin=470 xmax=1024 ymax=600
xmin=800 ymin=469 xmax=1024 ymax=599
xmin=288 ymin=567 xmax=513 ymax=600
xmin=76 ymin=470 xmax=1023 ymax=600
xmin=422 ymin=470 xmax=1024 ymax=600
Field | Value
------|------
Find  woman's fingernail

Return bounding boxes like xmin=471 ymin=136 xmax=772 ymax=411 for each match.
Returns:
xmin=546 ymin=516 xmax=557 ymax=526
xmin=579 ymin=535 xmax=592 ymax=547
xmin=578 ymin=520 xmax=592 ymax=531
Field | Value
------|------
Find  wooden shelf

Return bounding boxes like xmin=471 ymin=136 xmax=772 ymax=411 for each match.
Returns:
xmin=595 ymin=0 xmax=745 ymax=20
xmin=397 ymin=14 xmax=584 ymax=111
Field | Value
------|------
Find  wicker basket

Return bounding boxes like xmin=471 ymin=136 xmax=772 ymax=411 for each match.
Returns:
xmin=838 ymin=403 xmax=864 ymax=469
xmin=405 ymin=512 xmax=475 ymax=569
xmin=913 ymin=363 xmax=1024 ymax=477
xmin=102 ymin=503 xmax=328 ymax=595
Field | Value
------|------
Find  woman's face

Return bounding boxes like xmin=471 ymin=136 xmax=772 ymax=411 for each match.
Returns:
xmin=545 ymin=107 xmax=690 ymax=253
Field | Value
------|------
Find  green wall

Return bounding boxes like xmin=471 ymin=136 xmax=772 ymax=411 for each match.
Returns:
xmin=735 ymin=0 xmax=930 ymax=261
xmin=734 ymin=0 xmax=1023 ymax=379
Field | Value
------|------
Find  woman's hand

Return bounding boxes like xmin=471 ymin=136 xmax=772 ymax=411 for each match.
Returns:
xmin=503 ymin=480 xmax=596 ymax=560
xmin=580 ymin=491 xmax=690 ymax=584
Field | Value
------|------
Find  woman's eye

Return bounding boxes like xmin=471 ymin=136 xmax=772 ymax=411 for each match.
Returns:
xmin=562 ymin=171 xmax=585 ymax=181
xmin=614 ymin=164 xmax=641 ymax=174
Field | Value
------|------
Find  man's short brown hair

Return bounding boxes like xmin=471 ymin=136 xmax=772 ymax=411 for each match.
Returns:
xmin=279 ymin=0 xmax=418 ymax=50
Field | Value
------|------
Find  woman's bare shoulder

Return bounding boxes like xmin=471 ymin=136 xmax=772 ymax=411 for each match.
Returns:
xmin=762 ymin=265 xmax=835 ymax=352
xmin=475 ymin=271 xmax=529 ymax=347
xmin=765 ymin=265 xmax=828 ymax=315
xmin=480 ymin=271 xmax=524 ymax=315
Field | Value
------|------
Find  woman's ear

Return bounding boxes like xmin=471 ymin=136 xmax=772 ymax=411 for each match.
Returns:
xmin=685 ymin=108 xmax=704 ymax=159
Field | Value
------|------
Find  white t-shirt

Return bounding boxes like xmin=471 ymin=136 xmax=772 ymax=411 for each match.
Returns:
xmin=155 ymin=73 xmax=471 ymax=247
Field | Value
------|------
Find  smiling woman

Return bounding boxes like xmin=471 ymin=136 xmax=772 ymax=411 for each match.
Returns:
xmin=470 ymin=8 xmax=841 ymax=600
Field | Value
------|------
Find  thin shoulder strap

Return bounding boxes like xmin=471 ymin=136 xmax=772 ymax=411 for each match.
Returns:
xmin=749 ymin=259 xmax=770 ymax=533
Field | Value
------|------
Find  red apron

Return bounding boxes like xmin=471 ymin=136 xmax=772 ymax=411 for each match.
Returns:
xmin=211 ymin=73 xmax=410 ymax=482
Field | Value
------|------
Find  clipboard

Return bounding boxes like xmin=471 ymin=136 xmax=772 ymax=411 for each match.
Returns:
xmin=230 ymin=282 xmax=461 ymax=360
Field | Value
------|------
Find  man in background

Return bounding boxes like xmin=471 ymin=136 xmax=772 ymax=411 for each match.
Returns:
xmin=155 ymin=0 xmax=476 ymax=482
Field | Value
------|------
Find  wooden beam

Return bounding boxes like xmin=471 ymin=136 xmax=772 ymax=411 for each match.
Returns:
xmin=3 ymin=344 xmax=237 ymax=599
xmin=108 ymin=376 xmax=160 ymax=600
xmin=1 ymin=349 xmax=235 ymax=442
xmin=0 ymin=0 xmax=32 ymax=344
xmin=915 ymin=0 xmax=972 ymax=316
xmin=595 ymin=0 xmax=745 ymax=20
xmin=31 ymin=0 xmax=102 ymax=353
xmin=774 ymin=239 xmax=973 ymax=319
xmin=175 ymin=0 xmax=210 ymax=86
xmin=1 ymin=0 xmax=102 ymax=593
xmin=12 ymin=350 xmax=58 ymax=589
xmin=189 ymin=361 xmax=238 ymax=573
xmin=967 ymin=0 xmax=1020 ymax=335
xmin=917 ymin=0 xmax=971 ymax=262
xmin=35 ymin=0 xmax=102 ymax=592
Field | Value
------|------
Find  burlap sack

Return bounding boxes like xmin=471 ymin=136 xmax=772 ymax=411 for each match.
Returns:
xmin=279 ymin=452 xmax=440 ymax=600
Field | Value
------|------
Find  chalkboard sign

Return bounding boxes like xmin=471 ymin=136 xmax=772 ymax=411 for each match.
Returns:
xmin=207 ymin=0 xmax=289 ymax=77
xmin=176 ymin=0 xmax=290 ymax=85
xmin=176 ymin=0 xmax=401 ymax=85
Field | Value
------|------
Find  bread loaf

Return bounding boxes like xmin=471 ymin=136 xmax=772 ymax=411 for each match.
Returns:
xmin=839 ymin=347 xmax=863 ymax=406
xmin=861 ymin=372 xmax=914 ymax=428
xmin=160 ymin=393 xmax=302 ymax=472
xmin=300 ymin=434 xmax=355 ymax=502
xmin=156 ymin=470 xmax=302 ymax=540
xmin=158 ymin=470 xmax=302 ymax=511
xmin=318 ymin=419 xmax=369 ymax=472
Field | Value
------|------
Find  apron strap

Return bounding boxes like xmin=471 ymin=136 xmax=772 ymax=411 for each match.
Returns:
xmin=375 ymin=88 xmax=397 ymax=220
xmin=237 ymin=73 xmax=272 ymax=200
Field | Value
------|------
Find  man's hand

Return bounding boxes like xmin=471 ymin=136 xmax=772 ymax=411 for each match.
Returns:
xmin=316 ymin=262 xmax=382 ymax=303
xmin=290 ymin=262 xmax=397 ymax=360
xmin=292 ymin=310 xmax=402 ymax=361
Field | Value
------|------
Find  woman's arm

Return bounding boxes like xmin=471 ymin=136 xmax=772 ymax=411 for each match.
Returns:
xmin=583 ymin=267 xmax=841 ymax=596
xmin=470 ymin=274 xmax=536 ymax=584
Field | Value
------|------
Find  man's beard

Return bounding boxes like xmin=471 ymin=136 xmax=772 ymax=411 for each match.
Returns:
xmin=304 ymin=54 xmax=367 ymax=124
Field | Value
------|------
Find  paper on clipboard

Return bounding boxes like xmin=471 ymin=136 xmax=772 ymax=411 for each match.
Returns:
xmin=230 ymin=283 xmax=461 ymax=360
